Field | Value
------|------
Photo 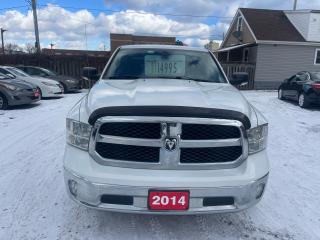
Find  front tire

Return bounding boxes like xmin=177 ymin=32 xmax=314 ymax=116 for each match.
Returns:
xmin=0 ymin=93 xmax=8 ymax=110
xmin=60 ymin=83 xmax=66 ymax=93
xmin=298 ymin=93 xmax=309 ymax=108
xmin=278 ymin=88 xmax=284 ymax=100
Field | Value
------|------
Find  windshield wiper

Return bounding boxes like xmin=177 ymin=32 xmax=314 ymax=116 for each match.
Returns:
xmin=107 ymin=75 xmax=140 ymax=79
xmin=173 ymin=76 xmax=213 ymax=83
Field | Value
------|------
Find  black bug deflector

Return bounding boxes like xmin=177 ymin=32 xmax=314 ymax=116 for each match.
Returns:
xmin=88 ymin=106 xmax=251 ymax=130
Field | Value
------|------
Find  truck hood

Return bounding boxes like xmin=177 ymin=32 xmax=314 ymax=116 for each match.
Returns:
xmin=85 ymin=79 xmax=256 ymax=125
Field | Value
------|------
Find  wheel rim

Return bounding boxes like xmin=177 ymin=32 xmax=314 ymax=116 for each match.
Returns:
xmin=299 ymin=94 xmax=304 ymax=106
xmin=0 ymin=96 xmax=3 ymax=109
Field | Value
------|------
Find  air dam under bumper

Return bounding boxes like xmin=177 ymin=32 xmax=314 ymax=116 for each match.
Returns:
xmin=63 ymin=147 xmax=269 ymax=214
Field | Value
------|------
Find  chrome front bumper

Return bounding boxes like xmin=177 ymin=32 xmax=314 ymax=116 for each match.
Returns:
xmin=64 ymin=168 xmax=268 ymax=215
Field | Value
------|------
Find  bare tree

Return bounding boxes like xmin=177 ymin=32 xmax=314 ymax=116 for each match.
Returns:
xmin=204 ymin=40 xmax=220 ymax=51
xmin=25 ymin=43 xmax=37 ymax=54
xmin=4 ymin=43 xmax=23 ymax=54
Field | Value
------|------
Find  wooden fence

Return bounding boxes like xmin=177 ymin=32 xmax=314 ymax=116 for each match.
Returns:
xmin=0 ymin=55 xmax=256 ymax=90
xmin=0 ymin=54 xmax=109 ymax=79
xmin=220 ymin=63 xmax=256 ymax=90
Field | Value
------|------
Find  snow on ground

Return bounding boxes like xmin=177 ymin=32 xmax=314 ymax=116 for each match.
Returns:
xmin=0 ymin=91 xmax=319 ymax=240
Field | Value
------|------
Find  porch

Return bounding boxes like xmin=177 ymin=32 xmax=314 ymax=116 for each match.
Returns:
xmin=215 ymin=43 xmax=257 ymax=90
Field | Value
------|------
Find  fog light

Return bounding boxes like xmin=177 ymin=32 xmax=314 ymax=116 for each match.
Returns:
xmin=68 ymin=180 xmax=78 ymax=197
xmin=256 ymin=183 xmax=265 ymax=199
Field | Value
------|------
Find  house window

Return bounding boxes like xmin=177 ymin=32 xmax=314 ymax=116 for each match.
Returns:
xmin=243 ymin=49 xmax=249 ymax=62
xmin=237 ymin=16 xmax=243 ymax=31
xmin=315 ymin=49 xmax=320 ymax=65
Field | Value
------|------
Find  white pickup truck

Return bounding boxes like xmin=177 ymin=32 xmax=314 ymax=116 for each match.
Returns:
xmin=63 ymin=45 xmax=269 ymax=214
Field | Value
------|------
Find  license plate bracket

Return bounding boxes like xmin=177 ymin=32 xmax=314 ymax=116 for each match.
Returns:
xmin=148 ymin=190 xmax=190 ymax=211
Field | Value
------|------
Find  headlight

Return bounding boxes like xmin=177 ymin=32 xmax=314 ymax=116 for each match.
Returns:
xmin=3 ymin=83 xmax=21 ymax=91
xmin=42 ymin=81 xmax=57 ymax=87
xmin=66 ymin=118 xmax=92 ymax=150
xmin=247 ymin=124 xmax=268 ymax=154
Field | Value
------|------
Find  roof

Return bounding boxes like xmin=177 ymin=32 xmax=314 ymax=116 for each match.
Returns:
xmin=240 ymin=8 xmax=306 ymax=42
xmin=285 ymin=9 xmax=320 ymax=14
xmin=215 ymin=43 xmax=255 ymax=52
xmin=42 ymin=48 xmax=110 ymax=57
xmin=111 ymin=33 xmax=176 ymax=42
xmin=120 ymin=44 xmax=209 ymax=52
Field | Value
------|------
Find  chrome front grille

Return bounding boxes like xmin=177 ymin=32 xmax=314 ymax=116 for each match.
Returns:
xmin=89 ymin=117 xmax=248 ymax=170
xmin=181 ymin=124 xmax=241 ymax=140
xmin=95 ymin=142 xmax=160 ymax=163
xmin=180 ymin=146 xmax=243 ymax=163
xmin=99 ymin=122 xmax=161 ymax=139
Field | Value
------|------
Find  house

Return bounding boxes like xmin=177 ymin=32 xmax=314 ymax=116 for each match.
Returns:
xmin=216 ymin=8 xmax=320 ymax=89
xmin=110 ymin=33 xmax=176 ymax=52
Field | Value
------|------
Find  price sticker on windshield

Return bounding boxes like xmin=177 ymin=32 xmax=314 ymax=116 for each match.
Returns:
xmin=145 ymin=55 xmax=185 ymax=77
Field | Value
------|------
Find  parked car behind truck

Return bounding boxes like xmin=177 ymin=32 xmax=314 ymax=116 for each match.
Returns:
xmin=278 ymin=71 xmax=320 ymax=108
xmin=0 ymin=73 xmax=40 ymax=110
xmin=0 ymin=66 xmax=62 ymax=98
xmin=64 ymin=45 xmax=269 ymax=214
xmin=17 ymin=66 xmax=81 ymax=93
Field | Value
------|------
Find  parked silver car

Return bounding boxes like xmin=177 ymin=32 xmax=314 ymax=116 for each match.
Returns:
xmin=0 ymin=73 xmax=40 ymax=110
xmin=17 ymin=66 xmax=81 ymax=93
xmin=0 ymin=66 xmax=62 ymax=98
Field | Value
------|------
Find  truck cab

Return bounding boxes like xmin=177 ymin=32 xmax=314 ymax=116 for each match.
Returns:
xmin=63 ymin=45 xmax=269 ymax=214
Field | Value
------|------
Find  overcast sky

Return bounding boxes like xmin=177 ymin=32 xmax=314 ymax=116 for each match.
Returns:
xmin=1 ymin=0 xmax=320 ymax=50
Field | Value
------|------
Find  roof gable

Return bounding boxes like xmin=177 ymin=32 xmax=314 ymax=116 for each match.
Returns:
xmin=220 ymin=10 xmax=256 ymax=48
xmin=239 ymin=8 xmax=306 ymax=42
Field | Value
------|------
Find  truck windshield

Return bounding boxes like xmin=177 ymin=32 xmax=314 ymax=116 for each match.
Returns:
xmin=103 ymin=48 xmax=227 ymax=83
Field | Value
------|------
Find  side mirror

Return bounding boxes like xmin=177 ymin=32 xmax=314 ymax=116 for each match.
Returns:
xmin=229 ymin=72 xmax=249 ymax=86
xmin=82 ymin=67 xmax=100 ymax=81
xmin=81 ymin=67 xmax=100 ymax=89
xmin=83 ymin=67 xmax=97 ymax=77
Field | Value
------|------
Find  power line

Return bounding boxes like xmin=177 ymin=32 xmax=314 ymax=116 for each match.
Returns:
xmin=33 ymin=7 xmax=224 ymax=39
xmin=0 ymin=3 xmax=225 ymax=48
xmin=0 ymin=5 xmax=29 ymax=11
xmin=0 ymin=4 xmax=233 ymax=20
xmin=39 ymin=4 xmax=233 ymax=19
xmin=36 ymin=5 xmax=225 ymax=39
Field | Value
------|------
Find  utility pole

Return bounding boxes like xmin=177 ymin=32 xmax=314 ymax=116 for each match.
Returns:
xmin=1 ymin=28 xmax=7 ymax=54
xmin=84 ymin=24 xmax=88 ymax=50
xmin=31 ymin=0 xmax=41 ymax=53
xmin=50 ymin=43 xmax=55 ymax=55
xmin=293 ymin=0 xmax=298 ymax=10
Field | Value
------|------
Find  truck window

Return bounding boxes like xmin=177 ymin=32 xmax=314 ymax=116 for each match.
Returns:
xmin=103 ymin=48 xmax=227 ymax=83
